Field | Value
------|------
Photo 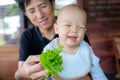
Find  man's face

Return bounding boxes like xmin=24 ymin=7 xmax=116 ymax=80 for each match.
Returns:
xmin=25 ymin=0 xmax=54 ymax=30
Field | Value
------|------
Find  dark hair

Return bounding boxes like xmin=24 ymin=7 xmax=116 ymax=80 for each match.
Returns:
xmin=17 ymin=0 xmax=54 ymax=12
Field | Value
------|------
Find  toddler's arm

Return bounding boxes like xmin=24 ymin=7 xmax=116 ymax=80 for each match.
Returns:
xmin=90 ymin=47 xmax=108 ymax=80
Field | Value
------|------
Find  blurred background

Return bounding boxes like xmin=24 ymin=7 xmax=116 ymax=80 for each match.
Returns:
xmin=0 ymin=0 xmax=120 ymax=80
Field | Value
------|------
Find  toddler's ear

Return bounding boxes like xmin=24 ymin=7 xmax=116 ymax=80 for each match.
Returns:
xmin=54 ymin=23 xmax=58 ymax=34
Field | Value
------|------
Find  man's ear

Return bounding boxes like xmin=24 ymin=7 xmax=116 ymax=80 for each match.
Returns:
xmin=24 ymin=12 xmax=27 ymax=16
xmin=54 ymin=23 xmax=58 ymax=34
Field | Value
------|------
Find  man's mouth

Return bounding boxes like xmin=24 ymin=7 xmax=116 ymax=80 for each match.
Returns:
xmin=39 ymin=17 xmax=48 ymax=25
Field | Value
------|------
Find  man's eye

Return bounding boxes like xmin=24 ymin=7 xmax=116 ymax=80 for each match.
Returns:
xmin=39 ymin=4 xmax=47 ymax=9
xmin=29 ymin=10 xmax=35 ymax=14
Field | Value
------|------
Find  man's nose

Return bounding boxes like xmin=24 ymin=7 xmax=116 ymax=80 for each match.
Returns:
xmin=35 ymin=9 xmax=44 ymax=19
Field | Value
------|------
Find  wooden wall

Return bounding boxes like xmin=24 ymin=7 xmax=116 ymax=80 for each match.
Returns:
xmin=0 ymin=45 xmax=19 ymax=80
xmin=86 ymin=21 xmax=120 ymax=73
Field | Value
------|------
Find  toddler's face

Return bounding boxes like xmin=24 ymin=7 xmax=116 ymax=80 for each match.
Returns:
xmin=55 ymin=6 xmax=87 ymax=47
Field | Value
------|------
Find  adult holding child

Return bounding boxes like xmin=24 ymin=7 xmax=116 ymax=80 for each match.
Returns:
xmin=15 ymin=0 xmax=90 ymax=80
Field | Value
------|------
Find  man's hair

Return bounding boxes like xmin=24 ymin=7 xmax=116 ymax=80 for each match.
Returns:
xmin=17 ymin=0 xmax=54 ymax=12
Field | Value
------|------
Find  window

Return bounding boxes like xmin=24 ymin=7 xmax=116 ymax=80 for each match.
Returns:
xmin=0 ymin=0 xmax=21 ymax=46
xmin=55 ymin=0 xmax=77 ymax=16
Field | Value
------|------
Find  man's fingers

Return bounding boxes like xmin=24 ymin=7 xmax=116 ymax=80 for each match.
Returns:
xmin=24 ymin=55 xmax=43 ymax=76
xmin=30 ymin=70 xmax=46 ymax=80
xmin=26 ymin=55 xmax=40 ymax=64
xmin=30 ymin=63 xmax=43 ymax=72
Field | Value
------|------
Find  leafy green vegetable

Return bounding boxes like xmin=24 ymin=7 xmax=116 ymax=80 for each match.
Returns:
xmin=40 ymin=46 xmax=64 ymax=77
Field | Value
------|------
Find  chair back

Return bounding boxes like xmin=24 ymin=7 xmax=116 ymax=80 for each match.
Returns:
xmin=114 ymin=37 xmax=120 ymax=59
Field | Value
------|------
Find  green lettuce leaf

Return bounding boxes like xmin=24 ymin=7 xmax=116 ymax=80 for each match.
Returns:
xmin=40 ymin=46 xmax=64 ymax=77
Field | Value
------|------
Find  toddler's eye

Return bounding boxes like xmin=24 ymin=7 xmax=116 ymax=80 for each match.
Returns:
xmin=65 ymin=25 xmax=71 ymax=27
xmin=79 ymin=27 xmax=84 ymax=29
xmin=79 ymin=27 xmax=87 ymax=31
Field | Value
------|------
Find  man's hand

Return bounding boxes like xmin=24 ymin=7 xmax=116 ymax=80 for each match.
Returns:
xmin=15 ymin=55 xmax=46 ymax=80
